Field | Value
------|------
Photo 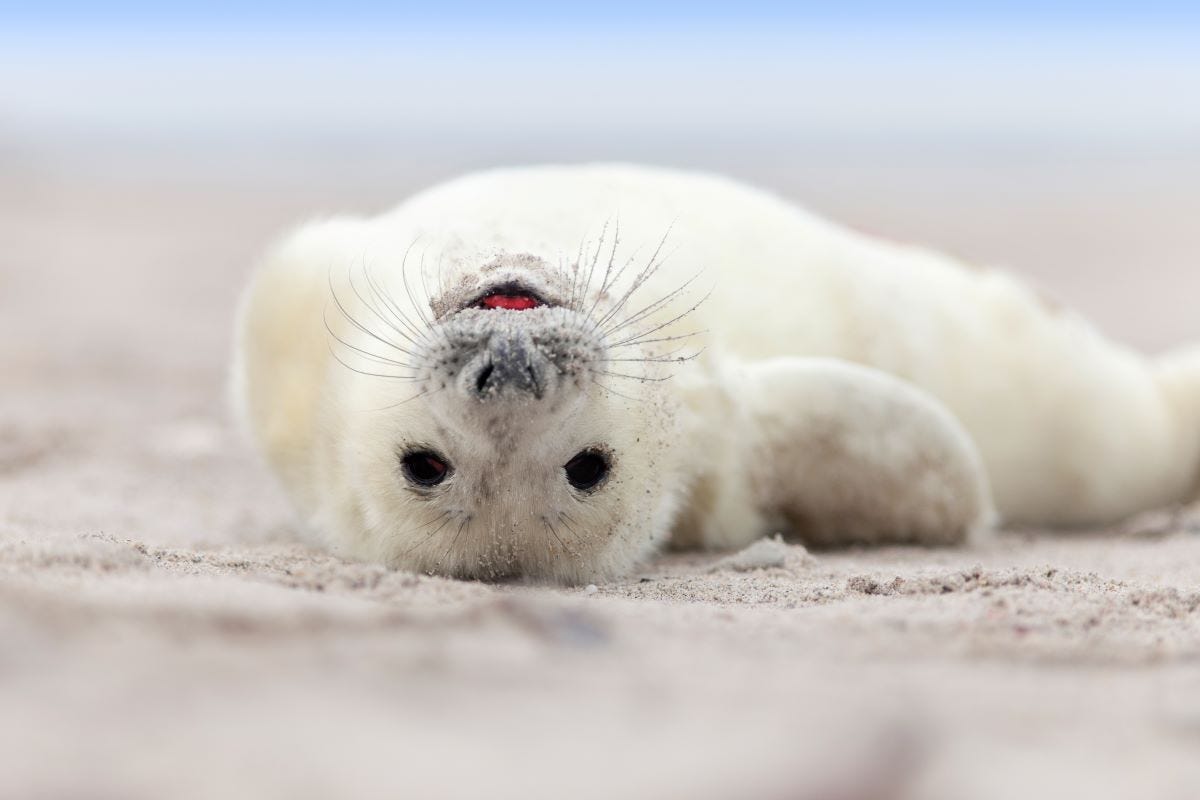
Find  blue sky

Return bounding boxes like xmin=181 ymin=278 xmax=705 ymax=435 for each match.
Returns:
xmin=5 ymin=1 xmax=1200 ymax=33
xmin=3 ymin=3 xmax=1198 ymax=145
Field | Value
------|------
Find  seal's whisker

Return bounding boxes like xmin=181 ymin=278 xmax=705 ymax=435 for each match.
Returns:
xmin=341 ymin=350 xmax=419 ymax=370
xmin=389 ymin=248 xmax=457 ymax=363
xmin=593 ymin=369 xmax=674 ymax=383
xmin=587 ymin=378 xmax=645 ymax=403
xmin=557 ymin=512 xmax=590 ymax=547
xmin=558 ymin=252 xmax=583 ymax=313
xmin=589 ymin=242 xmax=647 ymax=321
xmin=605 ymin=289 xmax=713 ymax=349
xmin=413 ymin=252 xmax=458 ymax=352
xmin=434 ymin=250 xmax=460 ymax=331
xmin=327 ymin=267 xmax=419 ymax=359
xmin=590 ymin=225 xmax=677 ymax=332
xmin=606 ymin=330 xmax=707 ymax=349
xmin=361 ymin=257 xmax=429 ymax=346
xmin=569 ymin=230 xmax=590 ymax=311
xmin=600 ymin=271 xmax=704 ymax=339
xmin=417 ymin=249 xmax=437 ymax=320
xmin=439 ymin=513 xmax=473 ymax=567
xmin=326 ymin=344 xmax=422 ymax=382
xmin=571 ymin=239 xmax=648 ymax=345
xmin=401 ymin=248 xmax=435 ymax=332
xmin=603 ymin=351 xmax=703 ymax=364
xmin=602 ymin=276 xmax=699 ymax=338
xmin=345 ymin=272 xmax=426 ymax=356
xmin=398 ymin=511 xmax=455 ymax=556
xmin=620 ymin=341 xmax=700 ymax=360
xmin=436 ymin=251 xmax=448 ymax=306
xmin=404 ymin=245 xmax=459 ymax=351
xmin=580 ymin=217 xmax=612 ymax=313
xmin=324 ymin=313 xmax=419 ymax=370
xmin=583 ymin=217 xmax=627 ymax=320
xmin=542 ymin=516 xmax=571 ymax=556
xmin=368 ymin=384 xmax=444 ymax=411
xmin=556 ymin=253 xmax=567 ymax=298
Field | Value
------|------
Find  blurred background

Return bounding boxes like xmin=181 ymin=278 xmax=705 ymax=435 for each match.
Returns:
xmin=2 ymin=1 xmax=1199 ymax=389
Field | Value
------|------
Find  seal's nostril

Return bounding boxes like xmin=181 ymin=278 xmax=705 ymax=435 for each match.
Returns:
xmin=466 ymin=332 xmax=553 ymax=400
xmin=475 ymin=362 xmax=495 ymax=396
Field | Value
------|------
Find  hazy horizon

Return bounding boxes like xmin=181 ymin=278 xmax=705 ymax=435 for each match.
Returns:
xmin=4 ymin=6 xmax=1200 ymax=147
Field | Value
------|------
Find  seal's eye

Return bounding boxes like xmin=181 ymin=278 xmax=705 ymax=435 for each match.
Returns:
xmin=401 ymin=450 xmax=450 ymax=487
xmin=564 ymin=449 xmax=609 ymax=492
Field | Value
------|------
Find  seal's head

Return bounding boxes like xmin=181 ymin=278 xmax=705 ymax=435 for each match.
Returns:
xmin=326 ymin=246 xmax=695 ymax=583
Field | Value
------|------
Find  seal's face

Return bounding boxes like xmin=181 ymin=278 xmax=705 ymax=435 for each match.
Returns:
xmin=331 ymin=250 xmax=691 ymax=582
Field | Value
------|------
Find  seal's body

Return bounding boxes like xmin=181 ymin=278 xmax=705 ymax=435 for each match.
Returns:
xmin=235 ymin=165 xmax=1200 ymax=582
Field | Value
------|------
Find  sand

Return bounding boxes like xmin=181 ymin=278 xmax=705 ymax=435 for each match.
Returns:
xmin=2 ymin=143 xmax=1199 ymax=800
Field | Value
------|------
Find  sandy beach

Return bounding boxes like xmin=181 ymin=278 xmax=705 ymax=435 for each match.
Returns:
xmin=2 ymin=140 xmax=1199 ymax=799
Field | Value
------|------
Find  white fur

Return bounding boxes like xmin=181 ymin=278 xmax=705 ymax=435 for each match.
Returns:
xmin=671 ymin=357 xmax=994 ymax=551
xmin=234 ymin=164 xmax=1200 ymax=581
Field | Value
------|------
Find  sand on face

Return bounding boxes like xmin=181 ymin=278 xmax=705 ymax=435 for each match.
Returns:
xmin=2 ymin=144 xmax=1199 ymax=800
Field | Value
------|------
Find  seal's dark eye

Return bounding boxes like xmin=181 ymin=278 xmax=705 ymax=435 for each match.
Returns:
xmin=564 ymin=449 xmax=609 ymax=492
xmin=401 ymin=450 xmax=450 ymax=487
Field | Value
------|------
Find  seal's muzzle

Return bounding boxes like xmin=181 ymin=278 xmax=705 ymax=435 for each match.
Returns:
xmin=469 ymin=329 xmax=550 ymax=400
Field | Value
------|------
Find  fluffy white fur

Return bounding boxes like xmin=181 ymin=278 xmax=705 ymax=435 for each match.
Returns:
xmin=233 ymin=164 xmax=1200 ymax=582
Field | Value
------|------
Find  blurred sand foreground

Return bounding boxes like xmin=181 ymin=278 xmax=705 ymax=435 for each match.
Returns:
xmin=2 ymin=140 xmax=1199 ymax=799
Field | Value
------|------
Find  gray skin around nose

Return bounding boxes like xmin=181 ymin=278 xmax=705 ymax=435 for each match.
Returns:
xmin=470 ymin=329 xmax=551 ymax=400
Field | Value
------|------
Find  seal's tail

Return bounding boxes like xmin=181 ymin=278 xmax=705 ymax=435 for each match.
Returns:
xmin=1156 ymin=345 xmax=1200 ymax=503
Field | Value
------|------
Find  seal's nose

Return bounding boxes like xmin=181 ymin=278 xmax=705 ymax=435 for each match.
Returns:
xmin=470 ymin=330 xmax=549 ymax=399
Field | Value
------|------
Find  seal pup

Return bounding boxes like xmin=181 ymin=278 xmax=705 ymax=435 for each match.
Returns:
xmin=234 ymin=164 xmax=1200 ymax=583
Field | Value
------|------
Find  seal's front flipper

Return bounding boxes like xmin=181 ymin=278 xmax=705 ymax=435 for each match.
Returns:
xmin=739 ymin=358 xmax=995 ymax=549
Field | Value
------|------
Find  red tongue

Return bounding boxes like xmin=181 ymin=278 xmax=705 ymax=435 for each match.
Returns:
xmin=480 ymin=292 xmax=541 ymax=311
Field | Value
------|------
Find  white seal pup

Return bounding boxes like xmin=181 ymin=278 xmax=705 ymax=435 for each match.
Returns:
xmin=233 ymin=164 xmax=1200 ymax=582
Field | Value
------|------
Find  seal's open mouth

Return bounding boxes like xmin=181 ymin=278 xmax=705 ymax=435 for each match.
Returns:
xmin=472 ymin=282 xmax=547 ymax=311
